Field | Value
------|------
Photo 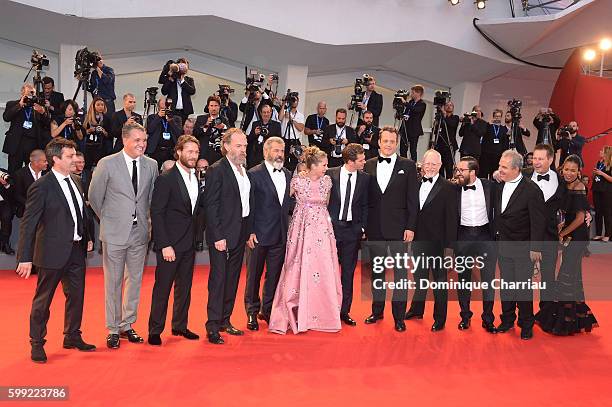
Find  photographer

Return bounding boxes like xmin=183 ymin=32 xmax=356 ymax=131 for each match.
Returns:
xmin=239 ymin=85 xmax=273 ymax=134
xmin=146 ymin=96 xmax=182 ymax=169
xmin=111 ymin=93 xmax=143 ymax=153
xmin=356 ymin=110 xmax=380 ymax=159
xmin=322 ymin=108 xmax=357 ymax=168
xmin=50 ymin=100 xmax=85 ymax=147
xmin=159 ymin=58 xmax=196 ymax=125
xmin=398 ymin=85 xmax=426 ymax=160
xmin=194 ymin=158 xmax=208 ymax=252
xmin=504 ymin=110 xmax=530 ymax=156
xmin=304 ymin=101 xmax=329 ymax=149
xmin=83 ymin=97 xmax=113 ymax=169
xmin=42 ymin=77 xmax=65 ymax=121
xmin=358 ymin=76 xmax=383 ymax=127
xmin=556 ymin=121 xmax=586 ymax=166
xmin=434 ymin=101 xmax=459 ymax=179
xmin=183 ymin=118 xmax=195 ymax=136
xmin=533 ymin=107 xmax=560 ymax=145
xmin=279 ymin=92 xmax=305 ymax=171
xmin=206 ymin=85 xmax=238 ymax=128
xmin=194 ymin=95 xmax=229 ymax=165
xmin=247 ymin=104 xmax=281 ymax=168
xmin=87 ymin=54 xmax=116 ymax=114
xmin=458 ymin=105 xmax=487 ymax=160
xmin=2 ymin=83 xmax=50 ymax=173
xmin=480 ymin=109 xmax=509 ymax=179
xmin=0 ymin=167 xmax=14 ymax=254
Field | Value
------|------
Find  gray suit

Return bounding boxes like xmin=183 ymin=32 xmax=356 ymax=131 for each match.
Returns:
xmin=89 ymin=150 xmax=158 ymax=334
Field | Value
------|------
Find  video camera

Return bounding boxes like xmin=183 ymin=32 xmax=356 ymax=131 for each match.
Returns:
xmin=461 ymin=111 xmax=478 ymax=124
xmin=433 ymin=90 xmax=451 ymax=108
xmin=74 ymin=47 xmax=101 ymax=80
xmin=558 ymin=125 xmax=573 ymax=139
xmin=30 ymin=50 xmax=49 ymax=71
xmin=245 ymin=69 xmax=265 ymax=100
xmin=349 ymin=74 xmax=372 ymax=111
xmin=161 ymin=59 xmax=188 ymax=81
xmin=217 ymin=84 xmax=235 ymax=104
xmin=144 ymin=86 xmax=158 ymax=108
xmin=393 ymin=89 xmax=409 ymax=119
xmin=507 ymin=98 xmax=522 ymax=120
xmin=23 ymin=91 xmax=45 ymax=108
xmin=283 ymin=89 xmax=299 ymax=110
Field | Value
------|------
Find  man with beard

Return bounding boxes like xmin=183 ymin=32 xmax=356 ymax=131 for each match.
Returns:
xmin=356 ymin=111 xmax=380 ymax=159
xmin=556 ymin=121 xmax=586 ymax=165
xmin=148 ymin=135 xmax=203 ymax=346
xmin=504 ymin=111 xmax=530 ymax=157
xmin=245 ymin=137 xmax=293 ymax=330
xmin=204 ymin=128 xmax=252 ymax=344
xmin=194 ymin=95 xmax=229 ymax=165
xmin=322 ymin=108 xmax=357 ymax=168
xmin=247 ymin=104 xmax=281 ymax=168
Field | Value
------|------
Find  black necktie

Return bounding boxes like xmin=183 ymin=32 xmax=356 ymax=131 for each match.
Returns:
xmin=132 ymin=160 xmax=138 ymax=195
xmin=273 ymin=168 xmax=282 ymax=173
xmin=378 ymin=156 xmax=391 ymax=164
xmin=64 ymin=177 xmax=84 ymax=238
xmin=422 ymin=177 xmax=433 ymax=183
xmin=463 ymin=185 xmax=476 ymax=191
xmin=341 ymin=173 xmax=352 ymax=222
xmin=537 ymin=174 xmax=550 ymax=182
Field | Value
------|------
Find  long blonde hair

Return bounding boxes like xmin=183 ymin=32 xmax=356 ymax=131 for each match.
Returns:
xmin=603 ymin=145 xmax=612 ymax=170
xmin=84 ymin=97 xmax=107 ymax=128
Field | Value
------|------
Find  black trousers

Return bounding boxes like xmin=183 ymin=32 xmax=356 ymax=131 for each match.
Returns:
xmin=149 ymin=147 xmax=174 ymax=170
xmin=368 ymin=241 xmax=408 ymax=322
xmin=401 ymin=135 xmax=419 ymax=160
xmin=148 ymin=248 xmax=196 ymax=335
xmin=30 ymin=242 xmax=86 ymax=344
xmin=84 ymin=142 xmax=103 ymax=170
xmin=593 ymin=190 xmax=606 ymax=236
xmin=8 ymin=137 xmax=38 ymax=174
xmin=195 ymin=211 xmax=205 ymax=245
xmin=479 ymin=151 xmax=502 ymax=180
xmin=455 ymin=225 xmax=496 ymax=324
xmin=408 ymin=242 xmax=448 ymax=324
xmin=0 ymin=200 xmax=13 ymax=243
xmin=336 ymin=229 xmax=361 ymax=315
xmin=498 ymin=252 xmax=534 ymax=329
xmin=244 ymin=241 xmax=286 ymax=318
xmin=604 ymin=192 xmax=612 ymax=238
xmin=205 ymin=219 xmax=248 ymax=333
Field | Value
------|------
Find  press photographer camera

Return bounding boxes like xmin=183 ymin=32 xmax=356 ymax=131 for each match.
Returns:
xmin=323 ymin=108 xmax=356 ymax=168
xmin=504 ymin=99 xmax=530 ymax=155
xmin=215 ymin=84 xmax=239 ymax=126
xmin=433 ymin=90 xmax=451 ymax=108
xmin=74 ymin=47 xmax=101 ymax=80
xmin=348 ymin=75 xmax=372 ymax=112
xmin=533 ymin=107 xmax=560 ymax=145
xmin=393 ymin=89 xmax=409 ymax=120
xmin=50 ymin=99 xmax=85 ymax=142
xmin=556 ymin=121 xmax=585 ymax=166
xmin=507 ymin=98 xmax=522 ymax=120
xmin=31 ymin=50 xmax=49 ymax=70
xmin=158 ymin=58 xmax=196 ymax=124
xmin=247 ymin=103 xmax=281 ymax=168
xmin=194 ymin=95 xmax=229 ymax=165
xmin=356 ymin=110 xmax=379 ymax=159
xmin=146 ymin=96 xmax=182 ymax=169
xmin=461 ymin=111 xmax=478 ymax=124
xmin=240 ymin=70 xmax=274 ymax=133
xmin=283 ymin=89 xmax=299 ymax=111
xmin=304 ymin=102 xmax=329 ymax=149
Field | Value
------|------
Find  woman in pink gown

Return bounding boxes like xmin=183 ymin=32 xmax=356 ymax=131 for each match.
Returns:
xmin=269 ymin=147 xmax=343 ymax=334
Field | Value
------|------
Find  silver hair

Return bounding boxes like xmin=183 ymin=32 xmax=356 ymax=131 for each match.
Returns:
xmin=502 ymin=149 xmax=523 ymax=169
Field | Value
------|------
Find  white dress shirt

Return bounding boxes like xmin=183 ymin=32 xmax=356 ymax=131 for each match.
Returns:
xmin=281 ymin=110 xmax=305 ymax=141
xmin=264 ymin=161 xmax=286 ymax=205
xmin=376 ymin=153 xmax=397 ymax=193
xmin=176 ymin=164 xmax=199 ymax=214
xmin=531 ymin=169 xmax=558 ymax=202
xmin=339 ymin=166 xmax=357 ymax=221
xmin=501 ymin=174 xmax=522 ymax=213
xmin=175 ymin=79 xmax=184 ymax=110
xmin=230 ymin=161 xmax=251 ymax=217
xmin=29 ymin=163 xmax=41 ymax=181
xmin=52 ymin=169 xmax=83 ymax=241
xmin=419 ymin=173 xmax=439 ymax=210
xmin=460 ymin=178 xmax=489 ymax=226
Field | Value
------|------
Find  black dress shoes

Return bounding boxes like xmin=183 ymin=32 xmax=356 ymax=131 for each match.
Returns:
xmin=148 ymin=334 xmax=162 ymax=346
xmin=1 ymin=242 xmax=15 ymax=255
xmin=257 ymin=313 xmax=270 ymax=324
xmin=431 ymin=322 xmax=445 ymax=332
xmin=31 ymin=343 xmax=47 ymax=363
xmin=496 ymin=323 xmax=514 ymax=333
xmin=520 ymin=327 xmax=533 ymax=340
xmin=195 ymin=242 xmax=204 ymax=252
xmin=394 ymin=320 xmax=406 ymax=332
xmin=247 ymin=314 xmax=259 ymax=331
xmin=482 ymin=322 xmax=498 ymax=333
xmin=106 ymin=334 xmax=120 ymax=349
xmin=224 ymin=324 xmax=244 ymax=336
xmin=340 ymin=314 xmax=357 ymax=326
xmin=364 ymin=314 xmax=384 ymax=324
xmin=404 ymin=311 xmax=424 ymax=320
xmin=207 ymin=332 xmax=225 ymax=345
xmin=120 ymin=329 xmax=144 ymax=343
xmin=172 ymin=329 xmax=199 ymax=340
xmin=458 ymin=319 xmax=471 ymax=330
xmin=63 ymin=336 xmax=96 ymax=351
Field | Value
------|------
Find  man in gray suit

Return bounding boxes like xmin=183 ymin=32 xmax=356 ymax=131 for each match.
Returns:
xmin=89 ymin=122 xmax=158 ymax=349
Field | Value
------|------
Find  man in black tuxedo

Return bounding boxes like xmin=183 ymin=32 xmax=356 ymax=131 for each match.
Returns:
xmin=495 ymin=150 xmax=545 ymax=340
xmin=327 ymin=144 xmax=369 ymax=326
xmin=194 ymin=95 xmax=230 ymax=166
xmin=245 ymin=137 xmax=293 ymax=331
xmin=3 ymin=83 xmax=51 ymax=173
xmin=12 ymin=149 xmax=47 ymax=219
xmin=111 ymin=94 xmax=142 ymax=153
xmin=405 ymin=150 xmax=458 ymax=331
xmin=356 ymin=111 xmax=380 ymax=160
xmin=453 ymin=156 xmax=498 ymax=333
xmin=399 ymin=85 xmax=427 ymax=160
xmin=146 ymin=97 xmax=182 ymax=169
xmin=363 ymin=126 xmax=419 ymax=332
xmin=159 ymin=58 xmax=196 ymax=125
xmin=42 ymin=77 xmax=65 ymax=121
xmin=458 ymin=106 xmax=487 ymax=160
xmin=16 ymin=138 xmax=95 ymax=363
xmin=357 ymin=76 xmax=383 ymax=127
xmin=0 ymin=168 xmax=14 ymax=255
xmin=148 ymin=136 xmax=203 ymax=346
xmin=480 ymin=109 xmax=509 ymax=179
xmin=247 ymin=104 xmax=282 ymax=168
xmin=204 ymin=129 xmax=252 ymax=344
xmin=321 ymin=108 xmax=357 ymax=168
xmin=522 ymin=144 xmax=566 ymax=312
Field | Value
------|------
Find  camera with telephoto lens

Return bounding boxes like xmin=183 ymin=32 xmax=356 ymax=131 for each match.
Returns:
xmin=23 ymin=92 xmax=45 ymax=108
xmin=349 ymin=76 xmax=368 ymax=111
xmin=433 ymin=90 xmax=451 ymax=108
xmin=30 ymin=50 xmax=49 ymax=70
xmin=462 ymin=111 xmax=478 ymax=124
xmin=260 ymin=125 xmax=269 ymax=137
xmin=284 ymin=89 xmax=299 ymax=110
xmin=245 ymin=69 xmax=266 ymax=102
xmin=393 ymin=89 xmax=409 ymax=118
xmin=217 ymin=84 xmax=235 ymax=104
xmin=213 ymin=117 xmax=223 ymax=126
xmin=0 ymin=170 xmax=11 ymax=183
xmin=164 ymin=97 xmax=174 ymax=117
xmin=507 ymin=99 xmax=522 ymax=120
xmin=73 ymin=115 xmax=83 ymax=131
xmin=74 ymin=47 xmax=101 ymax=79
xmin=165 ymin=60 xmax=188 ymax=80
xmin=290 ymin=144 xmax=305 ymax=160
xmin=559 ymin=125 xmax=573 ymax=139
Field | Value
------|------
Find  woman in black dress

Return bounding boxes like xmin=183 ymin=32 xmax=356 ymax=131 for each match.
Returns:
xmin=536 ymin=155 xmax=598 ymax=335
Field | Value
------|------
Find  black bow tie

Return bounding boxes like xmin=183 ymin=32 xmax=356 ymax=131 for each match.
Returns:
xmin=537 ymin=174 xmax=550 ymax=181
xmin=422 ymin=177 xmax=433 ymax=183
xmin=273 ymin=168 xmax=282 ymax=173
xmin=378 ymin=156 xmax=391 ymax=164
xmin=463 ymin=185 xmax=476 ymax=191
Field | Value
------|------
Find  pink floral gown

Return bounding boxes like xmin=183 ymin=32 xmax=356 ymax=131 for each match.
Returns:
xmin=268 ymin=175 xmax=343 ymax=334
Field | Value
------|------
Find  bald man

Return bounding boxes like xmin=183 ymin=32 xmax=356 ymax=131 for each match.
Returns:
xmin=304 ymin=101 xmax=330 ymax=149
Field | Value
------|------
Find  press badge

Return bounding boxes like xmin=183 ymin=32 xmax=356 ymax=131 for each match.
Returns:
xmin=23 ymin=121 xmax=33 ymax=129
xmin=162 ymin=132 xmax=171 ymax=140
xmin=362 ymin=144 xmax=370 ymax=150
xmin=258 ymin=135 xmax=263 ymax=143
xmin=493 ymin=138 xmax=500 ymax=144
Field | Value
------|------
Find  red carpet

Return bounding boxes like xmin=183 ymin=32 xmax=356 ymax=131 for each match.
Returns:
xmin=1 ymin=257 xmax=611 ymax=406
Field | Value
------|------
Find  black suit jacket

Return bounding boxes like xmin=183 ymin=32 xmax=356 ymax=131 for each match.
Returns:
xmin=151 ymin=165 xmax=202 ymax=252
xmin=45 ymin=91 xmax=65 ymax=120
xmin=364 ymin=91 xmax=383 ymax=127
xmin=456 ymin=178 xmax=496 ymax=238
xmin=203 ymin=157 xmax=253 ymax=250
xmin=239 ymin=98 xmax=274 ymax=132
xmin=494 ymin=176 xmax=546 ymax=256
xmin=522 ymin=168 xmax=566 ymax=241
xmin=364 ymin=156 xmax=419 ymax=240
xmin=247 ymin=120 xmax=282 ymax=168
xmin=111 ymin=110 xmax=143 ymax=153
xmin=193 ymin=114 xmax=230 ymax=164
xmin=248 ymin=163 xmax=293 ymax=246
xmin=459 ymin=119 xmax=487 ymax=158
xmin=327 ymin=167 xmax=369 ymax=241
xmin=145 ymin=114 xmax=182 ymax=154
xmin=416 ymin=176 xmax=458 ymax=248
xmin=159 ymin=76 xmax=196 ymax=116
xmin=2 ymin=100 xmax=50 ymax=156
xmin=482 ymin=123 xmax=509 ymax=155
xmin=321 ymin=124 xmax=357 ymax=158
xmin=401 ymin=99 xmax=427 ymax=139
xmin=17 ymin=172 xmax=90 ymax=269
xmin=12 ymin=165 xmax=43 ymax=218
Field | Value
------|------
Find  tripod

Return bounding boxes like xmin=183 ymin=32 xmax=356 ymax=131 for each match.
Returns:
xmin=429 ymin=106 xmax=457 ymax=178
xmin=143 ymin=95 xmax=158 ymax=126
xmin=73 ymin=70 xmax=91 ymax=125
xmin=283 ymin=108 xmax=301 ymax=171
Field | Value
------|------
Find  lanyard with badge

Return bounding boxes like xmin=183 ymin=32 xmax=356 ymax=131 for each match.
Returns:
xmin=493 ymin=124 xmax=501 ymax=144
xmin=333 ymin=126 xmax=346 ymax=157
xmin=23 ymin=107 xmax=33 ymax=129
xmin=162 ymin=119 xmax=171 ymax=140
xmin=64 ymin=124 xmax=72 ymax=139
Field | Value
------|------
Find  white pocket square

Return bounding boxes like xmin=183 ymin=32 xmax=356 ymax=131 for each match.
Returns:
xmin=398 ymin=170 xmax=405 ymax=174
